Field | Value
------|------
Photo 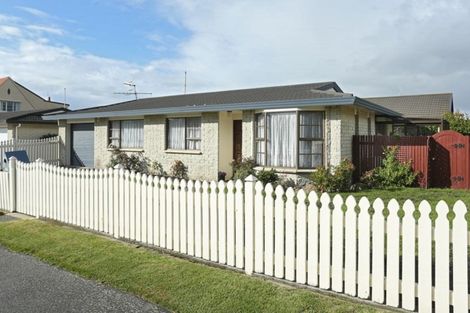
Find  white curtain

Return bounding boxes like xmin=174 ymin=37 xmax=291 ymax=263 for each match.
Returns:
xmin=168 ymin=118 xmax=186 ymax=149
xmin=185 ymin=117 xmax=201 ymax=150
xmin=267 ymin=112 xmax=296 ymax=167
xmin=110 ymin=121 xmax=121 ymax=147
xmin=121 ymin=120 xmax=144 ymax=148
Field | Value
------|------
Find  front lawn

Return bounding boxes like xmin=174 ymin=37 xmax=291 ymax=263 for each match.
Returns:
xmin=0 ymin=219 xmax=393 ymax=313
xmin=340 ymin=187 xmax=470 ymax=207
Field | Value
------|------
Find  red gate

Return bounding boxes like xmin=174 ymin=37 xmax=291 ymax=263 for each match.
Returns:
xmin=429 ymin=130 xmax=470 ymax=189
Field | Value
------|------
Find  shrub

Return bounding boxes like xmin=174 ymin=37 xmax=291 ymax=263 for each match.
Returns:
xmin=107 ymin=148 xmax=164 ymax=176
xmin=148 ymin=160 xmax=166 ymax=177
xmin=218 ymin=171 xmax=227 ymax=181
xmin=231 ymin=157 xmax=256 ymax=180
xmin=170 ymin=160 xmax=188 ymax=180
xmin=443 ymin=112 xmax=470 ymax=135
xmin=107 ymin=148 xmax=147 ymax=173
xmin=310 ymin=159 xmax=355 ymax=193
xmin=279 ymin=178 xmax=300 ymax=190
xmin=256 ymin=168 xmax=279 ymax=185
xmin=361 ymin=146 xmax=417 ymax=188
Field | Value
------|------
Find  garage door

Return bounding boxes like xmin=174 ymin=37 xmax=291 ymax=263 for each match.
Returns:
xmin=71 ymin=123 xmax=94 ymax=167
xmin=0 ymin=128 xmax=8 ymax=142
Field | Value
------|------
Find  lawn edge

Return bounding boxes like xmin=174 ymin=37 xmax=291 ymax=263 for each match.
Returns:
xmin=20 ymin=217 xmax=406 ymax=313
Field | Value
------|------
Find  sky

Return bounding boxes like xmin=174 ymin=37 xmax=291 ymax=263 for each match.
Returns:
xmin=0 ymin=0 xmax=469 ymax=112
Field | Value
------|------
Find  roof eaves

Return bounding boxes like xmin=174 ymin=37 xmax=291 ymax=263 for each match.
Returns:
xmin=355 ymin=97 xmax=402 ymax=117
xmin=44 ymin=96 xmax=358 ymax=120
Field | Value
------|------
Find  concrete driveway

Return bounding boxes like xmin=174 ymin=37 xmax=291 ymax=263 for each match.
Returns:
xmin=0 ymin=245 xmax=167 ymax=313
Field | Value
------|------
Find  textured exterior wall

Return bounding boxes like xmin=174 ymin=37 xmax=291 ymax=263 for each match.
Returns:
xmin=58 ymin=120 xmax=70 ymax=166
xmin=144 ymin=113 xmax=219 ymax=180
xmin=340 ymin=106 xmax=374 ymax=161
xmin=218 ymin=112 xmax=234 ymax=178
xmin=94 ymin=118 xmax=111 ymax=168
xmin=326 ymin=107 xmax=342 ymax=166
xmin=7 ymin=123 xmax=58 ymax=140
xmin=241 ymin=110 xmax=254 ymax=159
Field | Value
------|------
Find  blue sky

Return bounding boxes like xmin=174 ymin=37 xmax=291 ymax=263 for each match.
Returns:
xmin=0 ymin=0 xmax=469 ymax=112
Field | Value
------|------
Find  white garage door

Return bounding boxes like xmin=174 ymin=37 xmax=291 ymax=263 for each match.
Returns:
xmin=0 ymin=128 xmax=8 ymax=142
xmin=71 ymin=123 xmax=95 ymax=167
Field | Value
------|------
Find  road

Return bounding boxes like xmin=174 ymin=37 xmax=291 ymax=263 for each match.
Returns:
xmin=0 ymin=245 xmax=167 ymax=313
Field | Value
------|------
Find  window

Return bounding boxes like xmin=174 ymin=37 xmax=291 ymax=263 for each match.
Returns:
xmin=1 ymin=100 xmax=20 ymax=112
xmin=255 ymin=111 xmax=324 ymax=169
xmin=367 ymin=117 xmax=372 ymax=135
xmin=108 ymin=120 xmax=144 ymax=149
xmin=166 ymin=117 xmax=201 ymax=150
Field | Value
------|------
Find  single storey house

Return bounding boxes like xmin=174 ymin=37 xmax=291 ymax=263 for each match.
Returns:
xmin=45 ymin=82 xmax=407 ymax=180
xmin=0 ymin=76 xmax=68 ymax=141
xmin=367 ymin=93 xmax=453 ymax=136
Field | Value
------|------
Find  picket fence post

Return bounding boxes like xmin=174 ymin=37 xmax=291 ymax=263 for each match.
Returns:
xmin=8 ymin=157 xmax=17 ymax=213
xmin=244 ymin=174 xmax=256 ymax=275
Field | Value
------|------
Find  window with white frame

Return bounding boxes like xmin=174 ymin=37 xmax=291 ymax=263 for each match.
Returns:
xmin=108 ymin=120 xmax=144 ymax=149
xmin=166 ymin=117 xmax=201 ymax=150
xmin=0 ymin=100 xmax=20 ymax=112
xmin=255 ymin=111 xmax=324 ymax=169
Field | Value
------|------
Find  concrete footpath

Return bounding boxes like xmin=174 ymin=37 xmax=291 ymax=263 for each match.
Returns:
xmin=0 ymin=245 xmax=167 ymax=313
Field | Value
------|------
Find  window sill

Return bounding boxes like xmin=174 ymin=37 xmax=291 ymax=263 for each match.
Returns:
xmin=107 ymin=148 xmax=144 ymax=152
xmin=165 ymin=149 xmax=202 ymax=155
xmin=254 ymin=166 xmax=318 ymax=174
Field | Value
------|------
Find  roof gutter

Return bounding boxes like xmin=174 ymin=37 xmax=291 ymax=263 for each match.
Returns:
xmin=44 ymin=96 xmax=401 ymax=121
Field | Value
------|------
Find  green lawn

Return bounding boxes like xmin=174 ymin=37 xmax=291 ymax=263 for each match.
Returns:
xmin=0 ymin=219 xmax=393 ymax=313
xmin=340 ymin=187 xmax=470 ymax=207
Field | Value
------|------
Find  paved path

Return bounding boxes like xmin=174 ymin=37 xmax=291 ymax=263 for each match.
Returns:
xmin=0 ymin=246 xmax=167 ymax=313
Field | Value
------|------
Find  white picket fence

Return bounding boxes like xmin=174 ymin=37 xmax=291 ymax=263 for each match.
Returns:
xmin=0 ymin=137 xmax=60 ymax=170
xmin=1 ymin=159 xmax=469 ymax=313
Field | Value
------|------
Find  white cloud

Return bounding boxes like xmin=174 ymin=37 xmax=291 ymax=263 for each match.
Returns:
xmin=26 ymin=25 xmax=65 ymax=36
xmin=1 ymin=0 xmax=470 ymax=113
xmin=16 ymin=6 xmax=50 ymax=19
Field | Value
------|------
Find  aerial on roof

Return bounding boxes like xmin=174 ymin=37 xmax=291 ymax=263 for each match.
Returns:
xmin=71 ymin=81 xmax=345 ymax=114
xmin=44 ymin=81 xmax=403 ymax=120
xmin=366 ymin=93 xmax=453 ymax=120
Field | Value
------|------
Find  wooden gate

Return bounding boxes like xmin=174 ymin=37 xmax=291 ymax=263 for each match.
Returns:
xmin=429 ymin=130 xmax=470 ymax=189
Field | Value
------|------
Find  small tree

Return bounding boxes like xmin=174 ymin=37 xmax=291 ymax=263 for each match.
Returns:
xmin=443 ymin=112 xmax=470 ymax=135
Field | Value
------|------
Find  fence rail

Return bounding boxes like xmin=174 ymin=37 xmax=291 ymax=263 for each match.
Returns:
xmin=0 ymin=137 xmax=60 ymax=170
xmin=1 ymin=159 xmax=469 ymax=313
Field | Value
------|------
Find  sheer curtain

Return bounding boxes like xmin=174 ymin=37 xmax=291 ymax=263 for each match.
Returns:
xmin=185 ymin=117 xmax=201 ymax=150
xmin=267 ymin=112 xmax=296 ymax=167
xmin=168 ymin=118 xmax=185 ymax=149
xmin=121 ymin=120 xmax=144 ymax=148
xmin=110 ymin=121 xmax=121 ymax=147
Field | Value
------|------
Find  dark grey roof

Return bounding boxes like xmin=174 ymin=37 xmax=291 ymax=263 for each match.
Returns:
xmin=59 ymin=82 xmax=345 ymax=115
xmin=0 ymin=108 xmax=68 ymax=124
xmin=44 ymin=82 xmax=402 ymax=120
xmin=366 ymin=93 xmax=453 ymax=120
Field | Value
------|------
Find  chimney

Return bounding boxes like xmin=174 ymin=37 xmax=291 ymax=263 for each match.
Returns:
xmin=48 ymin=96 xmax=51 ymax=102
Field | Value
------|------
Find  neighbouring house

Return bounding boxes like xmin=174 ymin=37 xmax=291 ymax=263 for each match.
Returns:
xmin=367 ymin=93 xmax=453 ymax=136
xmin=45 ymin=82 xmax=406 ymax=180
xmin=0 ymin=76 xmax=68 ymax=141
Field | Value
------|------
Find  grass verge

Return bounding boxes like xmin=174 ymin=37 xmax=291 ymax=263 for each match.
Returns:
xmin=0 ymin=219 xmax=394 ymax=313
xmin=341 ymin=187 xmax=470 ymax=207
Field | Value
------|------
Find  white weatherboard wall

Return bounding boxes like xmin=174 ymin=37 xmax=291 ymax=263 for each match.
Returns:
xmin=1 ymin=161 xmax=469 ymax=313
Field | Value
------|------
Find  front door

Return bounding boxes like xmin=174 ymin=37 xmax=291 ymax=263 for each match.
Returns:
xmin=233 ymin=120 xmax=242 ymax=161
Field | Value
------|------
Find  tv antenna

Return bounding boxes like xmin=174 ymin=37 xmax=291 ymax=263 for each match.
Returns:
xmin=114 ymin=81 xmax=152 ymax=100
